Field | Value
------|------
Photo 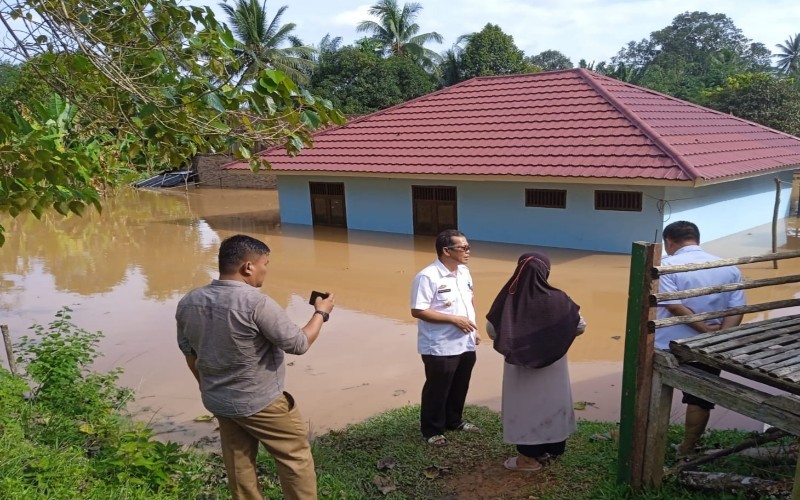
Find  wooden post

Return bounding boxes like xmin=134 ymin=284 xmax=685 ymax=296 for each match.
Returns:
xmin=793 ymin=455 xmax=800 ymax=500
xmin=1 ymin=324 xmax=18 ymax=376
xmin=773 ymin=177 xmax=781 ymax=270
xmin=642 ymin=361 xmax=674 ymax=488
xmin=617 ymin=242 xmax=660 ymax=489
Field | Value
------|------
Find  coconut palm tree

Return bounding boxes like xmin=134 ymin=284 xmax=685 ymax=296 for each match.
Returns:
xmin=775 ymin=33 xmax=800 ymax=75
xmin=219 ymin=0 xmax=314 ymax=85
xmin=356 ymin=0 xmax=443 ymax=71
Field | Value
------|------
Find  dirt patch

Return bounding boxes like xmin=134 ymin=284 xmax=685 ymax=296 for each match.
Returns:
xmin=443 ymin=460 xmax=555 ymax=499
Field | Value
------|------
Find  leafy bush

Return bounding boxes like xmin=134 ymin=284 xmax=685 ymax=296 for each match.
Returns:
xmin=0 ymin=308 xmax=225 ymax=498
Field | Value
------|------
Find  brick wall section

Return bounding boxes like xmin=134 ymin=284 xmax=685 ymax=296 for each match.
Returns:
xmin=193 ymin=154 xmax=277 ymax=189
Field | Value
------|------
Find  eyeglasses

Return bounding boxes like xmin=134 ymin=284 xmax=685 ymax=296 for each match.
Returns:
xmin=447 ymin=245 xmax=471 ymax=252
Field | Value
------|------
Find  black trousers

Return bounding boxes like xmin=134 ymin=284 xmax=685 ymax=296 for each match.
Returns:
xmin=517 ymin=440 xmax=566 ymax=459
xmin=682 ymin=362 xmax=721 ymax=410
xmin=420 ymin=351 xmax=476 ymax=438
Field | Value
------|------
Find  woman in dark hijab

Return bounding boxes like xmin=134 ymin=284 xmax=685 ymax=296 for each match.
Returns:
xmin=486 ymin=251 xmax=586 ymax=471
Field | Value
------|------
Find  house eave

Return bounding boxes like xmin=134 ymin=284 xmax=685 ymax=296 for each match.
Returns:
xmin=263 ymin=170 xmax=695 ymax=186
xmin=691 ymin=165 xmax=799 ymax=187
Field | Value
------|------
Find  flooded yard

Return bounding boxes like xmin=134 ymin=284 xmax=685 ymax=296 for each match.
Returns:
xmin=1 ymin=187 xmax=798 ymax=443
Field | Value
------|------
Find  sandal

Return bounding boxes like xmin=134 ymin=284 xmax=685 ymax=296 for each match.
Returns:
xmin=425 ymin=435 xmax=448 ymax=447
xmin=503 ymin=456 xmax=543 ymax=472
xmin=455 ymin=421 xmax=481 ymax=433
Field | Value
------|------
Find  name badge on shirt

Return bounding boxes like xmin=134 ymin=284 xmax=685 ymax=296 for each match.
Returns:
xmin=437 ymin=285 xmax=451 ymax=293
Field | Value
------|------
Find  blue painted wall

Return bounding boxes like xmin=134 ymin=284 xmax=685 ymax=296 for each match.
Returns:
xmin=456 ymin=181 xmax=664 ymax=253
xmin=276 ymin=173 xmax=795 ymax=253
xmin=277 ymin=176 xmax=313 ymax=225
xmin=664 ymin=172 xmax=794 ymax=245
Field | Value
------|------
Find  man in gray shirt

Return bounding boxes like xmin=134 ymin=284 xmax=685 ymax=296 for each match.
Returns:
xmin=176 ymin=234 xmax=334 ymax=500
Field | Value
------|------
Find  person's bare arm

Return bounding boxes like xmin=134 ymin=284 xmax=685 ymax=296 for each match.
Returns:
xmin=184 ymin=354 xmax=200 ymax=386
xmin=721 ymin=314 xmax=743 ymax=329
xmin=665 ymin=304 xmax=716 ymax=333
xmin=301 ymin=293 xmax=336 ymax=347
xmin=472 ymin=296 xmax=481 ymax=344
xmin=411 ymin=309 xmax=477 ymax=333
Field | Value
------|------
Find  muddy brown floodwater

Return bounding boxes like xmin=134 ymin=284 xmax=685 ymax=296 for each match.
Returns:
xmin=2 ymin=187 xmax=798 ymax=444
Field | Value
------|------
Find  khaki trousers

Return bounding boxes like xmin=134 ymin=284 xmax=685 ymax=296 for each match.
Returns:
xmin=216 ymin=392 xmax=317 ymax=500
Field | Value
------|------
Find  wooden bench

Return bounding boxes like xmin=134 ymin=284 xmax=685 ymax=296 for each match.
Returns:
xmin=617 ymin=243 xmax=800 ymax=495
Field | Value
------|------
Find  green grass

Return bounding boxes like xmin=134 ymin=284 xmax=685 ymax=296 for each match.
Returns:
xmin=250 ymin=405 xmax=796 ymax=499
xmin=2 ymin=309 xmax=794 ymax=499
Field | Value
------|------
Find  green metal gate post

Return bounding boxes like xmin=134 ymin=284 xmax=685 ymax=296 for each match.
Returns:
xmin=617 ymin=241 xmax=659 ymax=489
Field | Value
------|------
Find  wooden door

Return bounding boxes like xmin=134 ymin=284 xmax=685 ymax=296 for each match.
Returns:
xmin=309 ymin=182 xmax=347 ymax=227
xmin=412 ymin=186 xmax=457 ymax=235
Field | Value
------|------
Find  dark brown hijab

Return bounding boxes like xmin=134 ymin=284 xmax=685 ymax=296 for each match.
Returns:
xmin=486 ymin=252 xmax=580 ymax=368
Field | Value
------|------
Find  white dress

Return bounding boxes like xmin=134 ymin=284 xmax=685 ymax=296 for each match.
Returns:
xmin=487 ymin=318 xmax=584 ymax=445
xmin=501 ymin=356 xmax=576 ymax=445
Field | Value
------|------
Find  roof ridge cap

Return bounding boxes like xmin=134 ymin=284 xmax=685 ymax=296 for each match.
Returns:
xmin=575 ymin=68 xmax=703 ymax=181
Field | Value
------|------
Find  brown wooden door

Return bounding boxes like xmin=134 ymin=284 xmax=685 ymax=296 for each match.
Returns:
xmin=412 ymin=186 xmax=457 ymax=235
xmin=309 ymin=182 xmax=347 ymax=227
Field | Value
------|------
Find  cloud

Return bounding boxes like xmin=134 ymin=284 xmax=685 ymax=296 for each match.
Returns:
xmin=331 ymin=4 xmax=372 ymax=27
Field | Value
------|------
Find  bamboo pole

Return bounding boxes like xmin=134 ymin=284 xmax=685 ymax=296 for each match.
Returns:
xmin=651 ymin=274 xmax=800 ymax=303
xmin=653 ymin=249 xmax=800 ymax=277
xmin=650 ymin=299 xmax=800 ymax=331
xmin=1 ymin=324 xmax=18 ymax=376
xmin=665 ymin=428 xmax=789 ymax=476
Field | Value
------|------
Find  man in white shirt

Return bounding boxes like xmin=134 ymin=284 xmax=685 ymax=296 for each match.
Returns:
xmin=657 ymin=221 xmax=745 ymax=457
xmin=411 ymin=229 xmax=482 ymax=447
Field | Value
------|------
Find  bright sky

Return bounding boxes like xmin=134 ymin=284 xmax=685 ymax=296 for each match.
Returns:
xmin=200 ymin=0 xmax=799 ymax=65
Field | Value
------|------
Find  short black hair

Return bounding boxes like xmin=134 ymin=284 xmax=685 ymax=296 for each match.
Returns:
xmin=663 ymin=221 xmax=700 ymax=244
xmin=435 ymin=229 xmax=466 ymax=257
xmin=218 ymin=234 xmax=270 ymax=274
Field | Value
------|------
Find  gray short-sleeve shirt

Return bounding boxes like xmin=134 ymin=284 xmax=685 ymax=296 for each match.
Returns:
xmin=176 ymin=280 xmax=309 ymax=417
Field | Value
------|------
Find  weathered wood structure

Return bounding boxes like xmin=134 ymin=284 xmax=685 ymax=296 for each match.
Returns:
xmin=617 ymin=242 xmax=800 ymax=496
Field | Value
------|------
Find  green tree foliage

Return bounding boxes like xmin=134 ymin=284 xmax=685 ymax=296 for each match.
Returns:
xmin=308 ymin=45 xmax=437 ymax=115
xmin=611 ymin=12 xmax=772 ymax=100
xmin=703 ymin=73 xmax=800 ymax=136
xmin=0 ymin=0 xmax=344 ymax=246
xmin=218 ymin=0 xmax=314 ymax=85
xmin=527 ymin=49 xmax=573 ymax=71
xmin=0 ymin=63 xmax=20 ymax=115
xmin=356 ymin=0 xmax=443 ymax=71
xmin=459 ymin=24 xmax=535 ymax=79
xmin=775 ymin=33 xmax=800 ymax=75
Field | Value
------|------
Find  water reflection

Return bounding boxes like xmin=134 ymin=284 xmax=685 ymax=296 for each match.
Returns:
xmin=1 ymin=187 xmax=799 ymax=440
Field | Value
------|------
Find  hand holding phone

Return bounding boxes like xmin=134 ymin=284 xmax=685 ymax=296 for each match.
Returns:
xmin=309 ymin=290 xmax=330 ymax=305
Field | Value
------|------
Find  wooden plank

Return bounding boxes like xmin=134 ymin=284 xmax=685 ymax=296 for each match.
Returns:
xmin=651 ymin=274 xmax=800 ymax=303
xmin=650 ymin=299 xmax=800 ymax=330
xmin=657 ymin=364 xmax=800 ymax=435
xmin=734 ymin=340 xmax=800 ymax=363
xmin=744 ymin=346 xmax=800 ymax=368
xmin=652 ymin=249 xmax=800 ymax=277
xmin=759 ymin=350 xmax=800 ymax=371
xmin=668 ymin=343 xmax=800 ymax=396
xmin=771 ymin=364 xmax=800 ymax=378
xmin=641 ymin=365 xmax=673 ymax=489
xmin=710 ymin=331 xmax=800 ymax=357
xmin=793 ymin=454 xmax=800 ymax=500
xmin=763 ymin=393 xmax=800 ymax=414
xmin=676 ymin=315 xmax=800 ymax=349
xmin=698 ymin=330 xmax=791 ymax=356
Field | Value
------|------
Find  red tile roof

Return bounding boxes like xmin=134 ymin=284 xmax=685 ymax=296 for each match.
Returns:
xmin=225 ymin=69 xmax=800 ymax=183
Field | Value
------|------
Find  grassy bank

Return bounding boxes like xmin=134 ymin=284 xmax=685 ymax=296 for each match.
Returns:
xmin=1 ymin=310 xmax=795 ymax=498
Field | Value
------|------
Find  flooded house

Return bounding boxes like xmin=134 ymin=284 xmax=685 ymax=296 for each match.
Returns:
xmin=225 ymin=69 xmax=800 ymax=253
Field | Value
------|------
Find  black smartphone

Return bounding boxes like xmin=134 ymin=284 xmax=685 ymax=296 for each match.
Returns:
xmin=309 ymin=290 xmax=330 ymax=305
